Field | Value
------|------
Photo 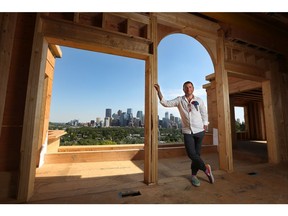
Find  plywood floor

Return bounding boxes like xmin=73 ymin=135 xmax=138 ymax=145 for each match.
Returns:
xmin=28 ymin=150 xmax=288 ymax=204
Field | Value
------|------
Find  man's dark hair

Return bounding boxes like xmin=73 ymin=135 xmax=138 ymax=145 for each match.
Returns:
xmin=183 ymin=81 xmax=194 ymax=87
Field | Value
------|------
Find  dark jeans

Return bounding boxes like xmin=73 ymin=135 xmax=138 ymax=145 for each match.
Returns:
xmin=183 ymin=131 xmax=206 ymax=175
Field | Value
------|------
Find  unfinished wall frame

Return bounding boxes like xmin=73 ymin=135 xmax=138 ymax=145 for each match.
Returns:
xmin=17 ymin=12 xmax=223 ymax=201
xmin=225 ymin=44 xmax=280 ymax=164
xmin=204 ymin=37 xmax=283 ymax=166
xmin=16 ymin=13 xmax=156 ymax=202
xmin=18 ymin=12 xmax=245 ymax=199
xmin=1 ymin=12 xmax=287 ymax=203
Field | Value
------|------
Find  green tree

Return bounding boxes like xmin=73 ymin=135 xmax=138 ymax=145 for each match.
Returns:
xmin=235 ymin=119 xmax=245 ymax=132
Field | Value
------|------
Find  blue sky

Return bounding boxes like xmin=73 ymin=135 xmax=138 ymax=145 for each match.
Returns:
xmin=50 ymin=33 xmax=244 ymax=123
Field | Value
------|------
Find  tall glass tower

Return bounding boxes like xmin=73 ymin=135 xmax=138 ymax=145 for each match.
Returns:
xmin=137 ymin=110 xmax=143 ymax=122
xmin=105 ymin=108 xmax=112 ymax=118
xmin=165 ymin=111 xmax=169 ymax=119
xmin=127 ymin=108 xmax=132 ymax=115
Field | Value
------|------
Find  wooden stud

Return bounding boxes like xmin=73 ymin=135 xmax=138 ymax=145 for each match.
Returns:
xmin=144 ymin=14 xmax=158 ymax=185
xmin=271 ymin=59 xmax=288 ymax=162
xmin=37 ymin=47 xmax=56 ymax=167
xmin=112 ymin=13 xmax=150 ymax=25
xmin=17 ymin=14 xmax=48 ymax=202
xmin=0 ymin=13 xmax=17 ymax=137
xmin=73 ymin=13 xmax=79 ymax=23
xmin=278 ymin=59 xmax=288 ymax=161
xmin=215 ymin=29 xmax=233 ymax=172
xmin=262 ymin=80 xmax=279 ymax=163
xmin=229 ymin=97 xmax=237 ymax=149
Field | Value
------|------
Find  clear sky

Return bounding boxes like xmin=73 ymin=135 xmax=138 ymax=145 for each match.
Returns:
xmin=50 ymin=33 xmax=244 ymax=123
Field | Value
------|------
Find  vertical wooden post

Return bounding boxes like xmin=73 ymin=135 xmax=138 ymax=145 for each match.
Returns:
xmin=74 ymin=13 xmax=80 ymax=23
xmin=37 ymin=47 xmax=59 ymax=167
xmin=144 ymin=14 xmax=158 ymax=185
xmin=17 ymin=14 xmax=48 ymax=202
xmin=278 ymin=58 xmax=288 ymax=162
xmin=0 ymin=13 xmax=17 ymax=136
xmin=215 ymin=29 xmax=233 ymax=172
xmin=262 ymin=80 xmax=279 ymax=163
xmin=258 ymin=102 xmax=266 ymax=140
xmin=230 ymin=98 xmax=237 ymax=149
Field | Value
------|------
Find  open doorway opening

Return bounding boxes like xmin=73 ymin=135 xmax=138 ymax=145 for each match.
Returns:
xmin=234 ymin=106 xmax=246 ymax=133
xmin=43 ymin=44 xmax=147 ymax=157
xmin=32 ymin=45 xmax=148 ymax=201
xmin=230 ymin=85 xmax=268 ymax=165
xmin=49 ymin=46 xmax=145 ymax=149
xmin=157 ymin=33 xmax=216 ymax=173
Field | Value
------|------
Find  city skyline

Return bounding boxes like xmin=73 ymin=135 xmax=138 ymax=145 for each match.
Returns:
xmin=59 ymin=107 xmax=178 ymax=124
xmin=65 ymin=106 xmax=181 ymax=130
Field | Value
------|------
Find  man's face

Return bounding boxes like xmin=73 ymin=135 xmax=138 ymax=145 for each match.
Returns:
xmin=183 ymin=83 xmax=194 ymax=95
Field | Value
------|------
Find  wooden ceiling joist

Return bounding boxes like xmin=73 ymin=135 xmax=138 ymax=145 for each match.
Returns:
xmin=230 ymin=88 xmax=263 ymax=103
xmin=199 ymin=13 xmax=288 ymax=55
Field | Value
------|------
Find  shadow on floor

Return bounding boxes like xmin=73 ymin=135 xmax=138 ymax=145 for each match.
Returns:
xmin=28 ymin=147 xmax=288 ymax=204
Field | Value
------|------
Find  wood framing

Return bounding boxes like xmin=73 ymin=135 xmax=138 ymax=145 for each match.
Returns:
xmin=200 ymin=13 xmax=288 ymax=55
xmin=262 ymin=81 xmax=279 ymax=163
xmin=17 ymin=14 xmax=48 ymax=201
xmin=215 ymin=29 xmax=233 ymax=172
xmin=37 ymin=45 xmax=61 ymax=167
xmin=41 ymin=15 xmax=151 ymax=60
xmin=0 ymin=13 xmax=17 ymax=137
xmin=144 ymin=14 xmax=158 ymax=185
xmin=1 ymin=12 xmax=288 ymax=203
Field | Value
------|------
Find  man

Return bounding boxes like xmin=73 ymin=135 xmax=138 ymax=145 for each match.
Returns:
xmin=154 ymin=81 xmax=214 ymax=187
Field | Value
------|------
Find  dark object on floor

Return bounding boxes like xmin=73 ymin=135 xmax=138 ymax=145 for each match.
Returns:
xmin=119 ymin=190 xmax=141 ymax=198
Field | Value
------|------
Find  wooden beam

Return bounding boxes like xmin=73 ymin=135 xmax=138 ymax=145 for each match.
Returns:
xmin=215 ymin=29 xmax=233 ymax=172
xmin=225 ymin=41 xmax=278 ymax=60
xmin=0 ymin=13 xmax=17 ymax=137
xmin=144 ymin=14 xmax=158 ymax=185
xmin=17 ymin=14 xmax=48 ymax=202
xmin=155 ymin=13 xmax=219 ymax=37
xmin=228 ymin=78 xmax=262 ymax=94
xmin=225 ymin=62 xmax=266 ymax=81
xmin=200 ymin=13 xmax=288 ymax=56
xmin=48 ymin=44 xmax=62 ymax=58
xmin=41 ymin=16 xmax=151 ymax=60
xmin=205 ymin=73 xmax=215 ymax=82
xmin=155 ymin=13 xmax=219 ymax=68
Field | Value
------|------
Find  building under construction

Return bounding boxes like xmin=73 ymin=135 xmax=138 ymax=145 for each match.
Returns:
xmin=0 ymin=12 xmax=288 ymax=203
